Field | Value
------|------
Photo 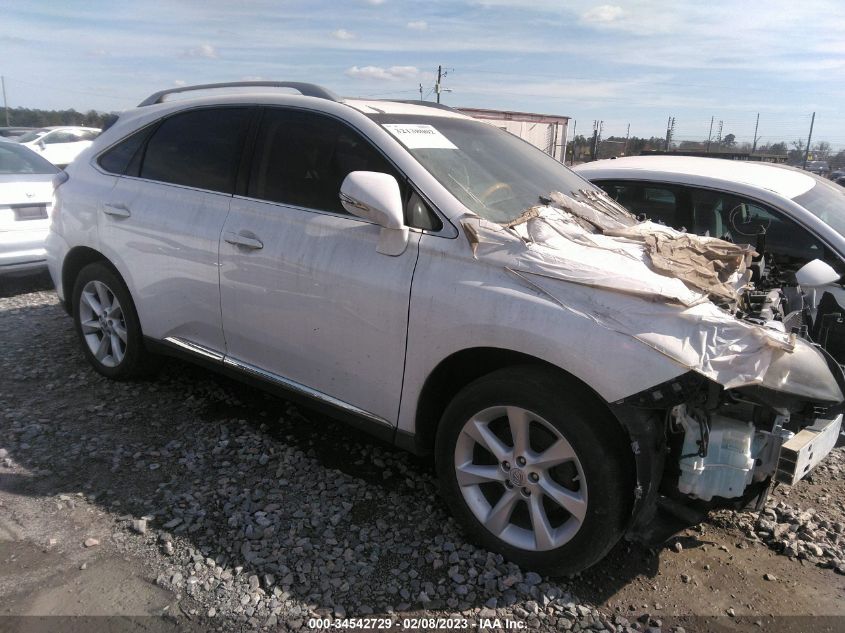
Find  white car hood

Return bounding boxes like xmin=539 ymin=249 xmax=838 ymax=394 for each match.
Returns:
xmin=461 ymin=190 xmax=841 ymax=401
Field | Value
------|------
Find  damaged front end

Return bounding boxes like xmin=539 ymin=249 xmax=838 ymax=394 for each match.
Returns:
xmin=461 ymin=189 xmax=845 ymax=543
xmin=615 ymin=362 xmax=843 ymax=543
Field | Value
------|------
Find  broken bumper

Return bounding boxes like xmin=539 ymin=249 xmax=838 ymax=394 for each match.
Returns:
xmin=776 ymin=414 xmax=843 ymax=485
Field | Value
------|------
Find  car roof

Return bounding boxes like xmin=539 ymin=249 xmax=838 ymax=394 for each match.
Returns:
xmin=134 ymin=90 xmax=470 ymax=120
xmin=574 ymin=155 xmax=818 ymax=200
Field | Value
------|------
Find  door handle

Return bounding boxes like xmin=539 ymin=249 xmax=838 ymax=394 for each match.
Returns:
xmin=224 ymin=231 xmax=264 ymax=250
xmin=103 ymin=202 xmax=131 ymax=218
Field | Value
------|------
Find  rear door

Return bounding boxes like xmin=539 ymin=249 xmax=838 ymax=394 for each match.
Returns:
xmin=99 ymin=106 xmax=252 ymax=354
xmin=219 ymin=107 xmax=420 ymax=425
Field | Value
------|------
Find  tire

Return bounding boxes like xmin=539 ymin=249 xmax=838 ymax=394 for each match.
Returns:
xmin=435 ymin=365 xmax=633 ymax=575
xmin=71 ymin=261 xmax=156 ymax=380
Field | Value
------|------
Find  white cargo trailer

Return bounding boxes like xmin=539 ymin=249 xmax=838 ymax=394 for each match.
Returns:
xmin=458 ymin=107 xmax=570 ymax=162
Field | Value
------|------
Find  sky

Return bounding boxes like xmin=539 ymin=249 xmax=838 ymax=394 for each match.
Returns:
xmin=2 ymin=0 xmax=845 ymax=149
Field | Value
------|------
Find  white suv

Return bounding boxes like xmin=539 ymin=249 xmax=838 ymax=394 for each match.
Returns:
xmin=46 ymin=82 xmax=844 ymax=574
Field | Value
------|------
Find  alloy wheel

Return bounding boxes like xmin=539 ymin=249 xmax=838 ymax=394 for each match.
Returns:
xmin=78 ymin=280 xmax=127 ymax=368
xmin=453 ymin=405 xmax=588 ymax=551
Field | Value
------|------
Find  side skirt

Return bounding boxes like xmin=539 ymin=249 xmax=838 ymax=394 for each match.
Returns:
xmin=144 ymin=336 xmax=399 ymax=446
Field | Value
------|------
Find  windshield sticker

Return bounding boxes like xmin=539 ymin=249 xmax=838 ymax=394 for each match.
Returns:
xmin=383 ymin=124 xmax=458 ymax=149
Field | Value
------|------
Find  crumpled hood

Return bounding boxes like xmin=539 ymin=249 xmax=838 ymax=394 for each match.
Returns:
xmin=460 ymin=190 xmax=843 ymax=403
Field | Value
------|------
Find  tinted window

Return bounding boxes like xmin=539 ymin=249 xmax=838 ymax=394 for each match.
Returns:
xmin=141 ymin=108 xmax=250 ymax=194
xmin=249 ymin=109 xmax=397 ymax=214
xmin=596 ymin=181 xmax=689 ymax=228
xmin=98 ymin=127 xmax=151 ymax=175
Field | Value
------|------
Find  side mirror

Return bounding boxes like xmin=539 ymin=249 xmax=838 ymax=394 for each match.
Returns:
xmin=796 ymin=259 xmax=840 ymax=288
xmin=37 ymin=140 xmax=46 ymax=150
xmin=340 ymin=171 xmax=408 ymax=256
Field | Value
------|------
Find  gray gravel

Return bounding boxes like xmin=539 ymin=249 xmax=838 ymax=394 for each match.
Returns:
xmin=716 ymin=445 xmax=845 ymax=574
xmin=0 ymin=287 xmax=624 ymax=632
xmin=2 ymin=278 xmax=843 ymax=632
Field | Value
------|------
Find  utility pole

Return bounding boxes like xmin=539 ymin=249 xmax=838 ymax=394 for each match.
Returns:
xmin=664 ymin=116 xmax=675 ymax=151
xmin=1 ymin=76 xmax=8 ymax=126
xmin=803 ymin=111 xmax=815 ymax=169
xmin=751 ymin=112 xmax=760 ymax=154
xmin=569 ymin=119 xmax=577 ymax=165
xmin=434 ymin=65 xmax=452 ymax=104
xmin=590 ymin=120 xmax=603 ymax=161
xmin=419 ymin=83 xmax=423 ymax=101
xmin=623 ymin=123 xmax=630 ymax=155
xmin=706 ymin=116 xmax=714 ymax=153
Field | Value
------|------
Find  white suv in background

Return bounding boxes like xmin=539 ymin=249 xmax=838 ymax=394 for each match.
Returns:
xmin=46 ymin=82 xmax=844 ymax=574
xmin=17 ymin=126 xmax=101 ymax=168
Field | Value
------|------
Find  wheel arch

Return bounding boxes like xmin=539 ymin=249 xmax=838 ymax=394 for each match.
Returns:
xmin=407 ymin=346 xmax=634 ymax=459
xmin=61 ymin=247 xmax=129 ymax=314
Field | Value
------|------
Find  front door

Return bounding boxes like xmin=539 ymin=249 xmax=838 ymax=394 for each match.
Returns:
xmin=219 ymin=107 xmax=420 ymax=425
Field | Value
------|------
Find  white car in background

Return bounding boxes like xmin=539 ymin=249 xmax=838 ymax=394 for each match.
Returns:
xmin=17 ymin=126 xmax=101 ymax=168
xmin=44 ymin=82 xmax=845 ymax=573
xmin=575 ymin=156 xmax=845 ymax=361
xmin=0 ymin=142 xmax=60 ymax=273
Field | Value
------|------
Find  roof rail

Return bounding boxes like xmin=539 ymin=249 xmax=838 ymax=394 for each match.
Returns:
xmin=137 ymin=81 xmax=340 ymax=107
xmin=391 ymin=99 xmax=462 ymax=114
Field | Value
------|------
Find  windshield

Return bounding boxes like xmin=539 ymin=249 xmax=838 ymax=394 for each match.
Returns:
xmin=0 ymin=143 xmax=59 ymax=175
xmin=369 ymin=114 xmax=593 ymax=223
xmin=793 ymin=176 xmax=845 ymax=236
xmin=16 ymin=128 xmax=49 ymax=143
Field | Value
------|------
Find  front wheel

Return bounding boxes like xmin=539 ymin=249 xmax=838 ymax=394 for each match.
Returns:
xmin=71 ymin=262 xmax=155 ymax=379
xmin=435 ymin=366 xmax=633 ymax=575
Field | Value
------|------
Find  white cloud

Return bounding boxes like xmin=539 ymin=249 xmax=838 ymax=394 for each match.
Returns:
xmin=183 ymin=43 xmax=217 ymax=59
xmin=407 ymin=20 xmax=428 ymax=30
xmin=365 ymin=0 xmax=386 ymax=4
xmin=173 ymin=79 xmax=186 ymax=86
xmin=332 ymin=29 xmax=356 ymax=40
xmin=346 ymin=65 xmax=420 ymax=80
xmin=581 ymin=4 xmax=624 ymax=23
xmin=241 ymin=75 xmax=265 ymax=81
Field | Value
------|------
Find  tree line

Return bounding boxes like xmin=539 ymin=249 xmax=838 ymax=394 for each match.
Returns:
xmin=3 ymin=107 xmax=118 ymax=129
xmin=567 ymin=133 xmax=845 ymax=169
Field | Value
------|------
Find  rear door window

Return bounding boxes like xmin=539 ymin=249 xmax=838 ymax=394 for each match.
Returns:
xmin=140 ymin=107 xmax=251 ymax=194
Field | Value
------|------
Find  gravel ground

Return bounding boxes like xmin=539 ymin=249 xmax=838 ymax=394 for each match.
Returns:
xmin=1 ymin=272 xmax=844 ymax=633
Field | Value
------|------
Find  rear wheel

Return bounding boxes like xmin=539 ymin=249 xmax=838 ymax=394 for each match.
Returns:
xmin=72 ymin=262 xmax=155 ymax=379
xmin=435 ymin=366 xmax=633 ymax=574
